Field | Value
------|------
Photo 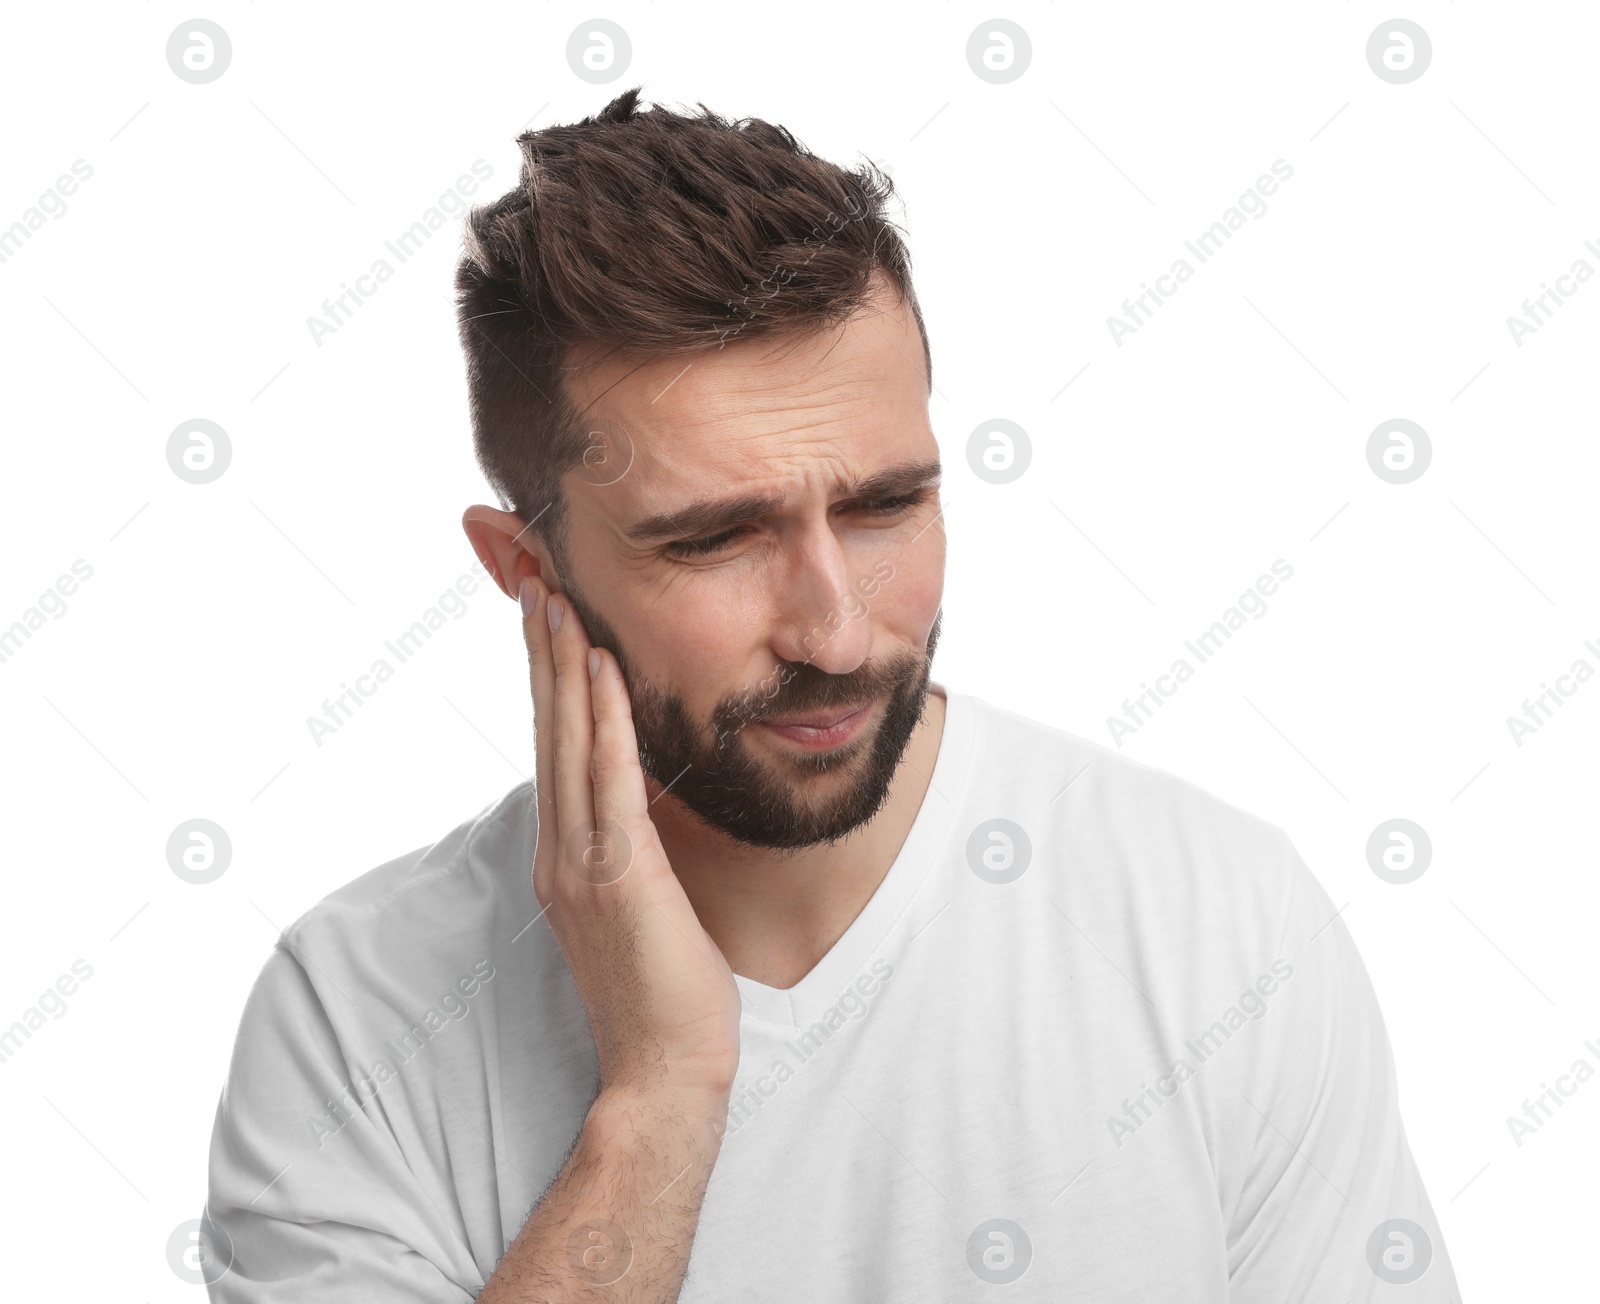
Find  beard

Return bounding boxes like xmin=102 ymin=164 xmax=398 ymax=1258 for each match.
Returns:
xmin=554 ymin=567 xmax=941 ymax=852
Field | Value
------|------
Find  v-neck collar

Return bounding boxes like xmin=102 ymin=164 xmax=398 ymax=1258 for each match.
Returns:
xmin=734 ymin=683 xmax=976 ymax=1029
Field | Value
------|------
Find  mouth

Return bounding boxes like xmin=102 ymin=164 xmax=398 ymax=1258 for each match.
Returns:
xmin=756 ymin=701 xmax=873 ymax=750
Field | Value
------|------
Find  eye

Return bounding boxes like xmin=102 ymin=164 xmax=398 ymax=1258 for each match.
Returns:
xmin=664 ymin=525 xmax=750 ymax=558
xmin=662 ymin=490 xmax=930 ymax=560
xmin=859 ymin=491 xmax=925 ymax=516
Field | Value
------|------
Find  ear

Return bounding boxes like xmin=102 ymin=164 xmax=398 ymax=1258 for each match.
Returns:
xmin=461 ymin=504 xmax=558 ymax=602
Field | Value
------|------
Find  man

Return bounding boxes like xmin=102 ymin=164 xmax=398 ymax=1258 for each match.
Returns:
xmin=205 ymin=89 xmax=1460 ymax=1301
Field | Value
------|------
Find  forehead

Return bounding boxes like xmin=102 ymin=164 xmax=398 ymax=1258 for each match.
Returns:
xmin=562 ymin=277 xmax=931 ymax=509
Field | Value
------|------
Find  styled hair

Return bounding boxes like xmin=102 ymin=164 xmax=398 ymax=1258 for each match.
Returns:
xmin=455 ymin=87 xmax=930 ymax=569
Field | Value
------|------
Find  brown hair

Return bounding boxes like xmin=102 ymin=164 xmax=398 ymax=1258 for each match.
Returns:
xmin=455 ymin=87 xmax=930 ymax=572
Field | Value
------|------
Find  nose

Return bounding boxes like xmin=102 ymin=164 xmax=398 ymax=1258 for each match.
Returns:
xmin=768 ymin=520 xmax=873 ymax=676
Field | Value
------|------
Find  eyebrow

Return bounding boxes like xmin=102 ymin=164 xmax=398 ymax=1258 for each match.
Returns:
xmin=626 ymin=457 xmax=943 ymax=545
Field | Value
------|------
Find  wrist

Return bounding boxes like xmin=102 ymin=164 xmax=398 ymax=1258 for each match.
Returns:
xmin=589 ymin=1082 xmax=731 ymax=1154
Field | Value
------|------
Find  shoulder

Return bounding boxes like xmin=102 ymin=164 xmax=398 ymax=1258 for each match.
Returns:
xmin=962 ymin=688 xmax=1298 ymax=867
xmin=206 ymin=786 xmax=543 ymax=1295
xmin=956 ymin=689 xmax=1326 ymax=958
xmin=253 ymin=780 xmax=540 ymax=1016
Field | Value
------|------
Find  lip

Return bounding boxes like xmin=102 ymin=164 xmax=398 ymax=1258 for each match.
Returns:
xmin=757 ymin=702 xmax=871 ymax=749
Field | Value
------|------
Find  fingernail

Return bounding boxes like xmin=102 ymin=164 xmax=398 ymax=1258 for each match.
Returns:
xmin=547 ymin=595 xmax=565 ymax=633
xmin=518 ymin=577 xmax=538 ymax=619
xmin=587 ymin=648 xmax=601 ymax=681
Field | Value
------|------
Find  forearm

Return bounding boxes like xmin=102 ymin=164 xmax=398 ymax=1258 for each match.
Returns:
xmin=476 ymin=1087 xmax=729 ymax=1303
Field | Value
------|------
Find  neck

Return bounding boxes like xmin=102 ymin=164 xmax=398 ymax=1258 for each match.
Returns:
xmin=647 ymin=686 xmax=947 ymax=991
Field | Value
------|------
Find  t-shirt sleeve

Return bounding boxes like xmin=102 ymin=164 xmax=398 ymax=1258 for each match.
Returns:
xmin=204 ymin=941 xmax=482 ymax=1303
xmin=1221 ymin=834 xmax=1462 ymax=1303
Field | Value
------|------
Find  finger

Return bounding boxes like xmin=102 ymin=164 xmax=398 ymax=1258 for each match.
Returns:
xmin=520 ymin=575 xmax=558 ymax=906
xmin=545 ymin=587 xmax=597 ymax=882
xmin=587 ymin=646 xmax=654 ymax=882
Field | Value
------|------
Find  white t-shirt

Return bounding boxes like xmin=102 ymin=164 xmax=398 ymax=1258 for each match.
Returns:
xmin=204 ymin=684 xmax=1459 ymax=1301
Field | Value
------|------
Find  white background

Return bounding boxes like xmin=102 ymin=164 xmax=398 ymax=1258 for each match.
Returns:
xmin=1 ymin=2 xmax=1595 ymax=1298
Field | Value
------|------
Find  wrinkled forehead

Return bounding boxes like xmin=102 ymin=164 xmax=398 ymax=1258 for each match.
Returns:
xmin=560 ymin=282 xmax=931 ymax=513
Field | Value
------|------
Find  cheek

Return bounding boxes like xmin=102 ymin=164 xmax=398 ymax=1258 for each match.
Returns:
xmin=870 ymin=534 xmax=945 ymax=633
xmin=636 ymin=584 xmax=761 ymax=680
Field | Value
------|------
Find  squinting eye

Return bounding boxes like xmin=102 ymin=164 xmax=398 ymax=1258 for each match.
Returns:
xmin=861 ymin=493 xmax=923 ymax=515
xmin=665 ymin=527 xmax=747 ymax=558
xmin=663 ymin=491 xmax=929 ymax=560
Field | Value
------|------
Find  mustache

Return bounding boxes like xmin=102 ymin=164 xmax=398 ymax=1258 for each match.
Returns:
xmin=710 ymin=660 xmax=910 ymax=747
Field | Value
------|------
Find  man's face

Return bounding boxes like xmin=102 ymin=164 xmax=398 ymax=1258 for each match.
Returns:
xmin=546 ymin=273 xmax=945 ymax=852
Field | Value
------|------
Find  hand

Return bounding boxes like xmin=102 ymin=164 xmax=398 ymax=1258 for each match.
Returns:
xmin=518 ymin=571 xmax=742 ymax=1108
